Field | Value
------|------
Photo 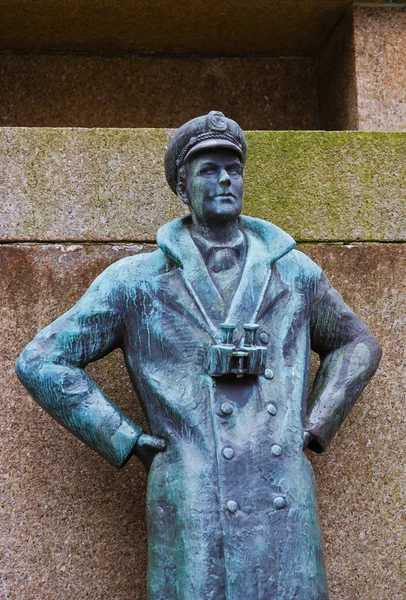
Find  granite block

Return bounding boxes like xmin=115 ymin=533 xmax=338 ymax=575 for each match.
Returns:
xmin=318 ymin=6 xmax=406 ymax=131
xmin=1 ymin=128 xmax=405 ymax=243
xmin=1 ymin=242 xmax=405 ymax=599
xmin=0 ymin=55 xmax=316 ymax=129
xmin=353 ymin=6 xmax=406 ymax=131
xmin=1 ymin=244 xmax=149 ymax=600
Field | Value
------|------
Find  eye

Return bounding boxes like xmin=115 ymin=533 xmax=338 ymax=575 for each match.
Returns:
xmin=229 ymin=167 xmax=241 ymax=176
xmin=200 ymin=167 xmax=216 ymax=175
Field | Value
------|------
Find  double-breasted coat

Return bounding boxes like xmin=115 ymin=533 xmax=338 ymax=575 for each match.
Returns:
xmin=16 ymin=215 xmax=381 ymax=600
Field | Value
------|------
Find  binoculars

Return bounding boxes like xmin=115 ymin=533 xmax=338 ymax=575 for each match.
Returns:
xmin=208 ymin=323 xmax=267 ymax=378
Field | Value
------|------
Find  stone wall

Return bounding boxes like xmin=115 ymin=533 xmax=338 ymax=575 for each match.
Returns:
xmin=2 ymin=128 xmax=405 ymax=242
xmin=2 ymin=6 xmax=404 ymax=131
xmin=1 ymin=129 xmax=405 ymax=599
xmin=318 ymin=6 xmax=406 ymax=131
xmin=354 ymin=6 xmax=406 ymax=131
xmin=0 ymin=55 xmax=317 ymax=129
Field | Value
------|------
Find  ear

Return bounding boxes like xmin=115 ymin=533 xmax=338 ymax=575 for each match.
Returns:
xmin=176 ymin=181 xmax=189 ymax=206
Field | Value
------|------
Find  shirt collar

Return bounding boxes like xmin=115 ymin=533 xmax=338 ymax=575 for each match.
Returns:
xmin=191 ymin=229 xmax=246 ymax=264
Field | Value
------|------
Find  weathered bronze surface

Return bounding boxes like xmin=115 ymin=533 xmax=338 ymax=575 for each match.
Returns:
xmin=16 ymin=111 xmax=382 ymax=599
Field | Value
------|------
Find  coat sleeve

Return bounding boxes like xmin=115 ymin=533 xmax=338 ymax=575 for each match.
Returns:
xmin=15 ymin=263 xmax=143 ymax=468
xmin=305 ymin=272 xmax=382 ymax=453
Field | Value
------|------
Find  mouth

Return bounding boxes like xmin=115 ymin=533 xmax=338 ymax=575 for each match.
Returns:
xmin=214 ymin=193 xmax=235 ymax=199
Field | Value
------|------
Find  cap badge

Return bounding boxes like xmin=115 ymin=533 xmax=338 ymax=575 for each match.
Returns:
xmin=207 ymin=111 xmax=227 ymax=132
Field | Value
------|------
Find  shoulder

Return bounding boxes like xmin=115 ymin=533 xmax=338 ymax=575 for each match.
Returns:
xmin=86 ymin=248 xmax=169 ymax=298
xmin=277 ymin=249 xmax=322 ymax=283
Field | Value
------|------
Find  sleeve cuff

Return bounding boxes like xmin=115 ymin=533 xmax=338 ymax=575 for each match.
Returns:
xmin=107 ymin=418 xmax=143 ymax=469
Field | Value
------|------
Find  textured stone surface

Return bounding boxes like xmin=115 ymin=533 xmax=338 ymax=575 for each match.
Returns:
xmin=1 ymin=244 xmax=150 ymax=600
xmin=318 ymin=6 xmax=406 ymax=131
xmin=318 ymin=10 xmax=359 ymax=130
xmin=1 ymin=242 xmax=404 ymax=599
xmin=1 ymin=128 xmax=405 ymax=242
xmin=0 ymin=55 xmax=316 ymax=129
xmin=305 ymin=244 xmax=406 ymax=600
xmin=0 ymin=0 xmax=388 ymax=56
xmin=353 ymin=6 xmax=406 ymax=131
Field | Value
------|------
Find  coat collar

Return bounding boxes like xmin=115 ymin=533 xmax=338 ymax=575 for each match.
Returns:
xmin=156 ymin=215 xmax=296 ymax=341
xmin=157 ymin=215 xmax=295 ymax=269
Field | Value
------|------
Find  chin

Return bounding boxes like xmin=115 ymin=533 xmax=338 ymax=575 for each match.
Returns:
xmin=209 ymin=208 xmax=241 ymax=222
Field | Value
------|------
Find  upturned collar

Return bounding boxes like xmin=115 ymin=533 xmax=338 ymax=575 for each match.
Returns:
xmin=156 ymin=215 xmax=295 ymax=268
xmin=156 ymin=215 xmax=296 ymax=341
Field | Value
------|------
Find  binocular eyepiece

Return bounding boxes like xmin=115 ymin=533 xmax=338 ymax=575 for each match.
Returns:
xmin=220 ymin=324 xmax=237 ymax=345
xmin=209 ymin=323 xmax=267 ymax=378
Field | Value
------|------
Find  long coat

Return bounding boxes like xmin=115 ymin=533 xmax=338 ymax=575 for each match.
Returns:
xmin=16 ymin=215 xmax=381 ymax=600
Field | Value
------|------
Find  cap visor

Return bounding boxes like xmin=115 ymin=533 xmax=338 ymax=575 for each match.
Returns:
xmin=184 ymin=139 xmax=243 ymax=163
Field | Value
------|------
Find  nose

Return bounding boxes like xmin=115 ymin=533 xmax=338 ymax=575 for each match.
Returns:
xmin=218 ymin=168 xmax=231 ymax=186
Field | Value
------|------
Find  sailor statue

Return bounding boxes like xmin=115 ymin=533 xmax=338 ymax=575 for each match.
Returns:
xmin=16 ymin=111 xmax=382 ymax=599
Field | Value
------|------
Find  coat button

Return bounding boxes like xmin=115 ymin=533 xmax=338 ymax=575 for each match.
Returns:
xmin=259 ymin=332 xmax=269 ymax=344
xmin=274 ymin=496 xmax=286 ymax=509
xmin=264 ymin=368 xmax=274 ymax=379
xmin=221 ymin=402 xmax=233 ymax=415
xmin=271 ymin=444 xmax=282 ymax=456
xmin=226 ymin=500 xmax=238 ymax=513
xmin=267 ymin=403 xmax=277 ymax=415
xmin=222 ymin=447 xmax=235 ymax=459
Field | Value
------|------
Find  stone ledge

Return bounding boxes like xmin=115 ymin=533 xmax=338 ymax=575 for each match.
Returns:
xmin=0 ymin=0 xmax=388 ymax=56
xmin=1 ymin=128 xmax=405 ymax=242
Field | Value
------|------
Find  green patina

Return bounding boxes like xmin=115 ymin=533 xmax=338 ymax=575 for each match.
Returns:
xmin=1 ymin=128 xmax=404 ymax=242
xmin=244 ymin=131 xmax=406 ymax=241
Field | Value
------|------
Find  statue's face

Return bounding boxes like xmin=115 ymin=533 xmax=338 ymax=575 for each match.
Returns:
xmin=181 ymin=148 xmax=243 ymax=226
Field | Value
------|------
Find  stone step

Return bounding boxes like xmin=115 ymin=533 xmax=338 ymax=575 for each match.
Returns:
xmin=1 ymin=128 xmax=404 ymax=242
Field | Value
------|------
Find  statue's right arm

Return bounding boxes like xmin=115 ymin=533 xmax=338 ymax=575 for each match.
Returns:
xmin=15 ymin=263 xmax=143 ymax=469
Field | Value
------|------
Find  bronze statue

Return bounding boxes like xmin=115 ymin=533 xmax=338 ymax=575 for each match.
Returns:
xmin=16 ymin=111 xmax=382 ymax=599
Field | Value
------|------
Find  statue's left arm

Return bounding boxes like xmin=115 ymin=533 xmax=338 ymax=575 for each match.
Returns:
xmin=304 ymin=272 xmax=382 ymax=453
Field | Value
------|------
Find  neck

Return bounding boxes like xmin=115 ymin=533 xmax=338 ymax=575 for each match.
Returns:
xmin=191 ymin=216 xmax=241 ymax=244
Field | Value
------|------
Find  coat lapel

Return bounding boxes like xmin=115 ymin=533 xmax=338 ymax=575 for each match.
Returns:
xmin=156 ymin=215 xmax=296 ymax=342
xmin=156 ymin=217 xmax=225 ymax=340
xmin=225 ymin=216 xmax=295 ymax=340
xmin=154 ymin=269 xmax=217 ymax=340
xmin=255 ymin=262 xmax=290 ymax=322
